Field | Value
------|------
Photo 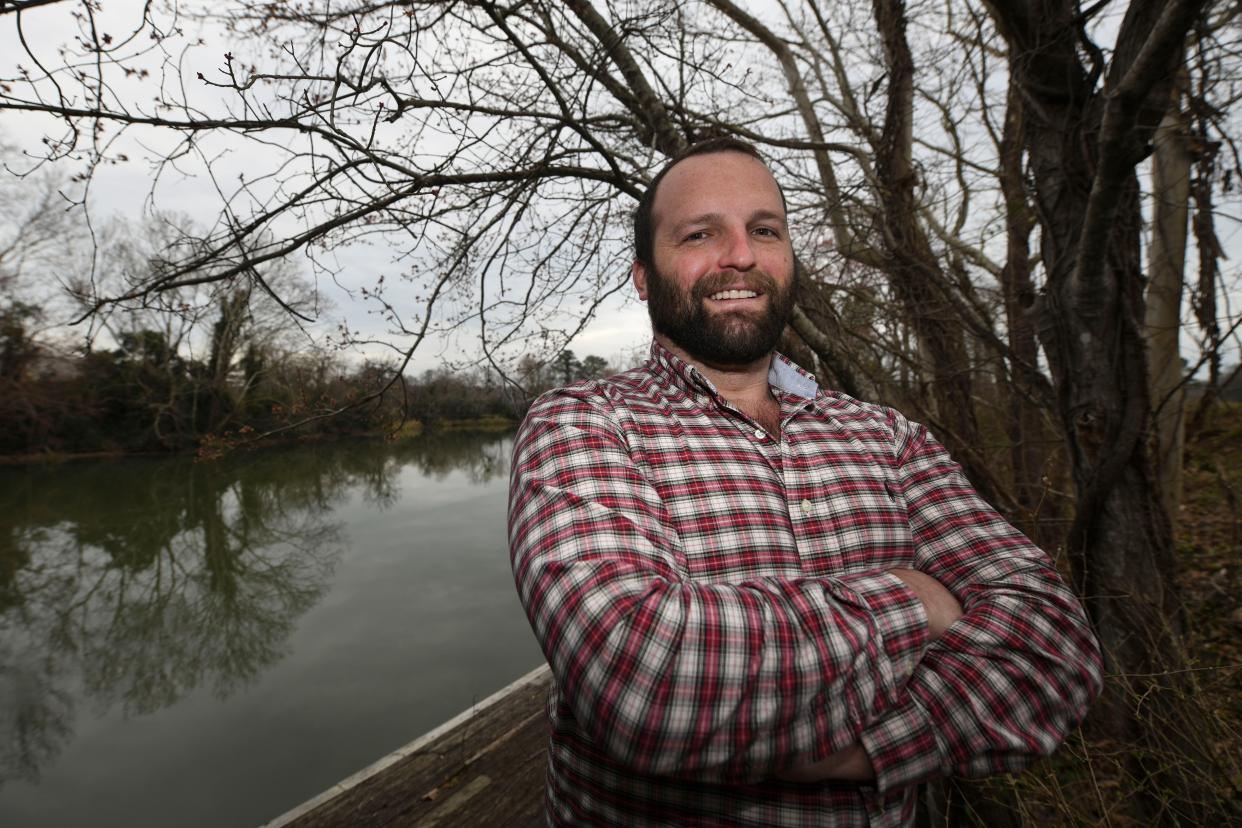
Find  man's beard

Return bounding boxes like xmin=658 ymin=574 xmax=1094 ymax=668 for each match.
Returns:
xmin=645 ymin=266 xmax=796 ymax=366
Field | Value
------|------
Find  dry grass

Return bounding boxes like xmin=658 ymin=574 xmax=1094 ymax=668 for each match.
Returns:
xmin=940 ymin=403 xmax=1242 ymax=825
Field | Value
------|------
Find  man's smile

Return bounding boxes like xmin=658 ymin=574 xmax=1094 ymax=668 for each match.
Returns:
xmin=707 ymin=289 xmax=761 ymax=301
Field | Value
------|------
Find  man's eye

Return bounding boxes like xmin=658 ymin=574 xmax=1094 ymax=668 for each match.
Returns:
xmin=684 ymin=230 xmax=708 ymax=241
xmin=753 ymin=227 xmax=779 ymax=237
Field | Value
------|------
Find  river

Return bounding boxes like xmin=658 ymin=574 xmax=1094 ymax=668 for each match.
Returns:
xmin=0 ymin=431 xmax=544 ymax=827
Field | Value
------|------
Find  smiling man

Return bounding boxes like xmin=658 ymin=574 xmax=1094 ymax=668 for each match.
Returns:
xmin=509 ymin=138 xmax=1101 ymax=826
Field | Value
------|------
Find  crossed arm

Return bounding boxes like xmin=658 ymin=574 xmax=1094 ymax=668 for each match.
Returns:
xmin=776 ymin=568 xmax=963 ymax=782
xmin=509 ymin=391 xmax=1102 ymax=790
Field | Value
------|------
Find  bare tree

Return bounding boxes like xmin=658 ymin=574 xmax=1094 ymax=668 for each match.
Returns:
xmin=985 ymin=0 xmax=1241 ymax=817
xmin=3 ymin=0 xmax=1240 ymax=817
xmin=1145 ymin=74 xmax=1192 ymax=523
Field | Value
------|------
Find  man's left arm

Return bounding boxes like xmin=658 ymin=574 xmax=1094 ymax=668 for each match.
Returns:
xmin=854 ymin=414 xmax=1103 ymax=794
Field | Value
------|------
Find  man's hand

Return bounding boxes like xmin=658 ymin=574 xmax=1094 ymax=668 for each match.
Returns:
xmin=890 ymin=568 xmax=963 ymax=640
xmin=774 ymin=743 xmax=874 ymax=783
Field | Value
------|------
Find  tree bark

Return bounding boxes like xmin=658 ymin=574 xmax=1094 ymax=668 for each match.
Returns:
xmin=868 ymin=0 xmax=992 ymax=502
xmin=985 ymin=0 xmax=1232 ymax=819
xmin=1145 ymin=80 xmax=1192 ymax=523
xmin=996 ymin=67 xmax=1054 ymax=536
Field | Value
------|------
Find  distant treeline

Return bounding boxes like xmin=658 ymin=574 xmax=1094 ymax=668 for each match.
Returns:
xmin=408 ymin=349 xmax=618 ymax=423
xmin=0 ymin=304 xmax=620 ymax=457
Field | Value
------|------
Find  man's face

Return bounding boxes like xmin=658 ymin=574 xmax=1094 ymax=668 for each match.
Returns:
xmin=633 ymin=152 xmax=796 ymax=367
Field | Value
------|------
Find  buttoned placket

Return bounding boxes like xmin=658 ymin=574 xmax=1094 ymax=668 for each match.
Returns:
xmin=780 ymin=398 xmax=826 ymax=567
xmin=698 ymin=381 xmax=786 ymax=471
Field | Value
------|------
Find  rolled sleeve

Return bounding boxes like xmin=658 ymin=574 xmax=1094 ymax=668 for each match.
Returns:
xmin=832 ymin=571 xmax=930 ymax=708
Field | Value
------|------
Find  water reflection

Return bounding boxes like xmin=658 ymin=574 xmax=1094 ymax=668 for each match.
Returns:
xmin=387 ymin=428 xmax=512 ymax=486
xmin=0 ymin=429 xmax=513 ymax=788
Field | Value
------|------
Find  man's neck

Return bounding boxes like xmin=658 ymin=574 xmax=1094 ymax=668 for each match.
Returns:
xmin=655 ymin=334 xmax=774 ymax=410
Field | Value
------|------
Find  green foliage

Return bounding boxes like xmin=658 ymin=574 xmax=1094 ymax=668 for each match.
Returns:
xmin=580 ymin=355 xmax=610 ymax=379
xmin=553 ymin=349 xmax=582 ymax=386
xmin=0 ymin=344 xmax=407 ymax=456
xmin=0 ymin=342 xmax=602 ymax=457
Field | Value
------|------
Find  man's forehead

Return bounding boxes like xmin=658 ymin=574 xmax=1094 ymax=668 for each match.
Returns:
xmin=652 ymin=152 xmax=784 ymax=221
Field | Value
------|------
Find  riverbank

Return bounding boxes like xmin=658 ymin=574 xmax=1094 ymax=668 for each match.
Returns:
xmin=0 ymin=417 xmax=518 ymax=466
xmin=390 ymin=415 xmax=515 ymax=438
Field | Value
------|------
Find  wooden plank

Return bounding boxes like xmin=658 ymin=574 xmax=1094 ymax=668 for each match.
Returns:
xmin=263 ymin=664 xmax=551 ymax=828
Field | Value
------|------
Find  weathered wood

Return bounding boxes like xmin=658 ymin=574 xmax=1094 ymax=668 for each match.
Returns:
xmin=264 ymin=664 xmax=551 ymax=828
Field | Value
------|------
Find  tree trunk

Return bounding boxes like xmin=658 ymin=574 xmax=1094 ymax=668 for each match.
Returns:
xmin=986 ymin=0 xmax=1232 ymax=819
xmin=206 ymin=290 xmax=249 ymax=432
xmin=1145 ymin=83 xmax=1192 ymax=523
xmin=996 ymin=69 xmax=1055 ymax=538
xmin=871 ymin=0 xmax=992 ymax=503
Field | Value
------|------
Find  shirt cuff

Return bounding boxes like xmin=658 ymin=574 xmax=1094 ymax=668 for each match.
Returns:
xmin=833 ymin=571 xmax=930 ymax=703
xmin=859 ymin=695 xmax=944 ymax=794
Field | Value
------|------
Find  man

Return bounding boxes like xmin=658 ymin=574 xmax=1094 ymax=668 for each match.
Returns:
xmin=508 ymin=137 xmax=1102 ymax=826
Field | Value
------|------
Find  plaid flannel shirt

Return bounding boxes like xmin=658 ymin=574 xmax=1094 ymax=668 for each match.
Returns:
xmin=509 ymin=342 xmax=1102 ymax=826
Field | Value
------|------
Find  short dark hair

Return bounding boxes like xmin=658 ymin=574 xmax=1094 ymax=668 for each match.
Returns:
xmin=632 ymin=137 xmax=780 ymax=267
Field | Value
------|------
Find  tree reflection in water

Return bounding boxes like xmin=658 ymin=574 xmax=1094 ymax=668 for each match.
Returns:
xmin=0 ymin=429 xmax=514 ymax=789
xmin=387 ymin=429 xmax=512 ymax=487
xmin=0 ymin=448 xmax=354 ymax=786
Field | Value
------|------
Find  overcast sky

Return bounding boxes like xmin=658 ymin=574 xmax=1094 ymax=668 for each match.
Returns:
xmin=4 ymin=0 xmax=1239 ymax=376
xmin=0 ymin=0 xmax=652 ymax=373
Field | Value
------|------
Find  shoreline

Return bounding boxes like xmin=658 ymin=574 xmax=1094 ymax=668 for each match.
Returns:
xmin=0 ymin=417 xmax=518 ymax=467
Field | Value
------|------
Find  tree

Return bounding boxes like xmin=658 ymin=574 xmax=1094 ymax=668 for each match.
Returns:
xmin=77 ymin=213 xmax=328 ymax=440
xmin=580 ymin=354 xmax=610 ymax=378
xmin=553 ymin=348 xmax=582 ymax=385
xmin=0 ymin=140 xmax=82 ymax=304
xmin=0 ymin=300 xmax=40 ymax=381
xmin=4 ymin=0 xmax=1240 ymax=816
xmin=984 ymin=0 xmax=1239 ymax=817
xmin=1145 ymin=76 xmax=1192 ymax=522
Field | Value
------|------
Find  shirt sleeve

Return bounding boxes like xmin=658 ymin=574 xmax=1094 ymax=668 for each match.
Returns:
xmin=858 ymin=413 xmax=1103 ymax=795
xmin=509 ymin=389 xmax=930 ymax=781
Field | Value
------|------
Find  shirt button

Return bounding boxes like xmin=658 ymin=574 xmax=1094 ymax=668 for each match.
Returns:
xmin=800 ymin=498 xmax=813 ymax=514
xmin=754 ymin=428 xmax=766 ymax=439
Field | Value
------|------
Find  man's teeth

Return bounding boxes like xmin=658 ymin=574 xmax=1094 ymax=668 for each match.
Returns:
xmin=709 ymin=290 xmax=759 ymax=300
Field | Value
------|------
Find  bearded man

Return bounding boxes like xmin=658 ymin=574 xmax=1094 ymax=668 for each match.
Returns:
xmin=508 ymin=137 xmax=1101 ymax=826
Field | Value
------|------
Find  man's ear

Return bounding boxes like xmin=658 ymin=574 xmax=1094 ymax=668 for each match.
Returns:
xmin=632 ymin=260 xmax=650 ymax=301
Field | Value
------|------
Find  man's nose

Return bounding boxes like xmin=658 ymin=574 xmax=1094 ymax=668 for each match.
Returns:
xmin=718 ymin=226 xmax=757 ymax=271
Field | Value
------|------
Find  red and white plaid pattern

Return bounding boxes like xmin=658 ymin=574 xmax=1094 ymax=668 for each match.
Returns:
xmin=509 ymin=342 xmax=1102 ymax=826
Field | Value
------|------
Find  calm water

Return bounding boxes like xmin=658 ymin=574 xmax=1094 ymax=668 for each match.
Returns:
xmin=0 ymin=432 xmax=544 ymax=827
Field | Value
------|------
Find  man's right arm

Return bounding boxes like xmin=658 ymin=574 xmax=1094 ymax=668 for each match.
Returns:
xmin=508 ymin=390 xmax=932 ymax=781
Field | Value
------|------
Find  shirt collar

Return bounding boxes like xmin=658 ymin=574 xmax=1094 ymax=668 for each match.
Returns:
xmin=646 ymin=340 xmax=820 ymax=402
xmin=768 ymin=352 xmax=819 ymax=399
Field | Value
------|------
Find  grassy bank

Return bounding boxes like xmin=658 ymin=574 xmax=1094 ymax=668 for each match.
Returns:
xmin=0 ymin=416 xmax=520 ymax=466
xmin=391 ymin=416 xmax=515 ymax=438
xmin=999 ymin=402 xmax=1242 ymax=823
